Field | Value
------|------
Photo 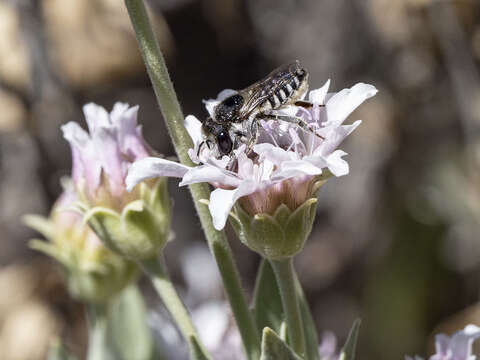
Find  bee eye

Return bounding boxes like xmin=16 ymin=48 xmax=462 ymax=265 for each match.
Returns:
xmin=217 ymin=131 xmax=233 ymax=155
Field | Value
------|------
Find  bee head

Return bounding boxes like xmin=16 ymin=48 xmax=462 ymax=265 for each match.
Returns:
xmin=200 ymin=117 xmax=233 ymax=157
xmin=214 ymin=94 xmax=244 ymax=124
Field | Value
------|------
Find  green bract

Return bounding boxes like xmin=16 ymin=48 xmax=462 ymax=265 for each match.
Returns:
xmin=230 ymin=197 xmax=318 ymax=261
xmin=25 ymin=216 xmax=137 ymax=304
xmin=84 ymin=179 xmax=171 ymax=261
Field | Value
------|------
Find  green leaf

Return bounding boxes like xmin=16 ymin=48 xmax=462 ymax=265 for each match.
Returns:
xmin=260 ymin=327 xmax=302 ymax=360
xmin=296 ymin=281 xmax=320 ymax=360
xmin=109 ymin=285 xmax=155 ymax=360
xmin=189 ymin=336 xmax=211 ymax=360
xmin=252 ymin=260 xmax=284 ymax=335
xmin=339 ymin=319 xmax=361 ymax=360
xmin=253 ymin=260 xmax=321 ymax=360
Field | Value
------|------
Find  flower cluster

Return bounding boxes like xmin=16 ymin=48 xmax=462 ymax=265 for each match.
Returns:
xmin=127 ymin=80 xmax=376 ymax=258
xmin=128 ymin=81 xmax=376 ymax=229
xmin=406 ymin=324 xmax=480 ymax=360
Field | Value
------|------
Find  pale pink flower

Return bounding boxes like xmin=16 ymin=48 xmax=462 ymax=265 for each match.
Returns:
xmin=406 ymin=325 xmax=480 ymax=360
xmin=62 ymin=102 xmax=150 ymax=210
xmin=126 ymin=81 xmax=377 ymax=230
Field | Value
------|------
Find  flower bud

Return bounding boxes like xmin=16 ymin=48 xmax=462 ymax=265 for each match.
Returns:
xmin=84 ymin=178 xmax=171 ymax=260
xmin=229 ymin=177 xmax=326 ymax=260
xmin=61 ymin=103 xmax=171 ymax=260
xmin=25 ymin=188 xmax=137 ymax=303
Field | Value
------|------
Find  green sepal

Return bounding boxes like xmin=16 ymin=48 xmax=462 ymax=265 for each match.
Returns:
xmin=84 ymin=199 xmax=169 ymax=261
xmin=339 ymin=319 xmax=361 ymax=360
xmin=122 ymin=200 xmax=168 ymax=259
xmin=260 ymin=327 xmax=302 ymax=360
xmin=23 ymin=214 xmax=54 ymax=239
xmin=84 ymin=206 xmax=123 ymax=254
xmin=65 ymin=260 xmax=137 ymax=304
xmin=232 ymin=197 xmax=318 ymax=260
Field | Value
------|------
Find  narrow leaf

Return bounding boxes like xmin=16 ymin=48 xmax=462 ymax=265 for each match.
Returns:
xmin=260 ymin=327 xmax=302 ymax=360
xmin=252 ymin=260 xmax=284 ymax=334
xmin=295 ymin=276 xmax=320 ymax=360
xmin=189 ymin=336 xmax=212 ymax=360
xmin=339 ymin=319 xmax=361 ymax=360
xmin=109 ymin=285 xmax=155 ymax=360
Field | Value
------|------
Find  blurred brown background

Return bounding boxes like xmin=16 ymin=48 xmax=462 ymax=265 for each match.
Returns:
xmin=1 ymin=0 xmax=480 ymax=358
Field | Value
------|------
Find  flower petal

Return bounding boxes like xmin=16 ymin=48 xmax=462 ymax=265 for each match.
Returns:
xmin=317 ymin=120 xmax=362 ymax=156
xmin=324 ymin=150 xmax=349 ymax=177
xmin=111 ymin=104 xmax=149 ymax=160
xmin=126 ymin=157 xmax=190 ymax=191
xmin=272 ymin=160 xmax=323 ymax=181
xmin=93 ymin=126 xmax=125 ymax=197
xmin=325 ymin=83 xmax=377 ymax=127
xmin=61 ymin=122 xmax=101 ymax=193
xmin=83 ymin=103 xmax=110 ymax=133
xmin=179 ymin=165 xmax=240 ymax=187
xmin=209 ymin=180 xmax=258 ymax=230
xmin=309 ymin=79 xmax=330 ymax=105
xmin=185 ymin=115 xmax=204 ymax=146
xmin=448 ymin=324 xmax=480 ymax=360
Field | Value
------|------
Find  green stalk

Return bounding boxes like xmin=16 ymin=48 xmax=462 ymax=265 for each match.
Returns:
xmin=86 ymin=303 xmax=115 ymax=360
xmin=141 ymin=256 xmax=211 ymax=359
xmin=270 ymin=258 xmax=306 ymax=358
xmin=124 ymin=1 xmax=260 ymax=359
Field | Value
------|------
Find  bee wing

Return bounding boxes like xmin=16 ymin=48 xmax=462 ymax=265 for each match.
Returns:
xmin=237 ymin=88 xmax=270 ymax=118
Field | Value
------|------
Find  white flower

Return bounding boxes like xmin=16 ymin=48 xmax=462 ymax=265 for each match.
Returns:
xmin=126 ymin=80 xmax=377 ymax=230
xmin=405 ymin=325 xmax=480 ymax=360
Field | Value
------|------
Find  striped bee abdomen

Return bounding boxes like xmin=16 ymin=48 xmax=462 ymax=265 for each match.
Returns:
xmin=266 ymin=66 xmax=308 ymax=110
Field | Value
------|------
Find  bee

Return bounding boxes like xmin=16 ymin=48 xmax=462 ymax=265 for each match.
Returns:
xmin=199 ymin=61 xmax=323 ymax=161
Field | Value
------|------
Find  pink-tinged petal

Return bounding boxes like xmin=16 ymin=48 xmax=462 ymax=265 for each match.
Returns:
xmin=179 ymin=165 xmax=240 ymax=187
xmin=324 ymin=150 xmax=349 ymax=177
xmin=309 ymin=79 xmax=330 ymax=105
xmin=448 ymin=325 xmax=480 ymax=360
xmin=111 ymin=103 xmax=149 ymax=160
xmin=271 ymin=160 xmax=323 ymax=181
xmin=83 ymin=103 xmax=110 ymax=133
xmin=253 ymin=143 xmax=296 ymax=166
xmin=434 ymin=334 xmax=450 ymax=356
xmin=209 ymin=180 xmax=259 ymax=230
xmin=93 ymin=127 xmax=125 ymax=197
xmin=325 ymin=83 xmax=377 ymax=128
xmin=126 ymin=157 xmax=190 ymax=191
xmin=314 ymin=120 xmax=362 ymax=157
xmin=185 ymin=115 xmax=204 ymax=146
xmin=203 ymin=89 xmax=238 ymax=117
xmin=61 ymin=122 xmax=101 ymax=193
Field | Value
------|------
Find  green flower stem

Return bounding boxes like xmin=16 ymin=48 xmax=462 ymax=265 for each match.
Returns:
xmin=86 ymin=303 xmax=115 ymax=360
xmin=141 ymin=256 xmax=211 ymax=359
xmin=269 ymin=258 xmax=306 ymax=358
xmin=124 ymin=1 xmax=260 ymax=359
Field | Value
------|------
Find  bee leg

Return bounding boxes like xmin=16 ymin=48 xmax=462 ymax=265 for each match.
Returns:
xmin=245 ymin=120 xmax=259 ymax=155
xmin=294 ymin=100 xmax=325 ymax=109
xmin=261 ymin=114 xmax=325 ymax=140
